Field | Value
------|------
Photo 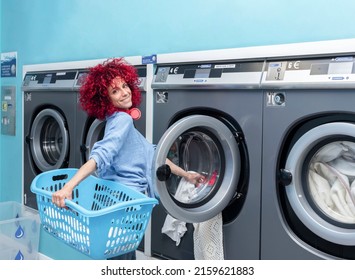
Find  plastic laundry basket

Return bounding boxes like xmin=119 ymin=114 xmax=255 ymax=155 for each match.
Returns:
xmin=30 ymin=168 xmax=158 ymax=259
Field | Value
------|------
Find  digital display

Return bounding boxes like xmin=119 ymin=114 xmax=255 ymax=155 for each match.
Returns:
xmin=328 ymin=62 xmax=353 ymax=75
xmin=195 ymin=69 xmax=210 ymax=78
xmin=43 ymin=74 xmax=52 ymax=84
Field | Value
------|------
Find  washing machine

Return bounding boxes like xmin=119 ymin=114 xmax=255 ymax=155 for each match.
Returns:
xmin=22 ymin=70 xmax=78 ymax=209
xmin=150 ymin=60 xmax=264 ymax=259
xmin=261 ymin=55 xmax=355 ymax=259
xmin=75 ymin=64 xmax=149 ymax=166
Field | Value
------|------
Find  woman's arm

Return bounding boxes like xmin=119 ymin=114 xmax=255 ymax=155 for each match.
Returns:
xmin=165 ymin=158 xmax=205 ymax=185
xmin=52 ymin=158 xmax=97 ymax=208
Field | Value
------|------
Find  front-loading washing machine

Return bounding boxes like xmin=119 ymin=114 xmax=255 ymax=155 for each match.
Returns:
xmin=22 ymin=70 xmax=78 ymax=209
xmin=261 ymin=55 xmax=355 ymax=259
xmin=150 ymin=60 xmax=264 ymax=259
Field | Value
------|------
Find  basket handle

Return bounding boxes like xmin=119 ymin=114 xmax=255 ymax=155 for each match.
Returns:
xmin=30 ymin=168 xmax=77 ymax=195
xmin=32 ymin=184 xmax=158 ymax=217
xmin=65 ymin=197 xmax=159 ymax=217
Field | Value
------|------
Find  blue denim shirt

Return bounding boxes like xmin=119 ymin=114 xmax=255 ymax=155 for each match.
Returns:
xmin=89 ymin=112 xmax=155 ymax=197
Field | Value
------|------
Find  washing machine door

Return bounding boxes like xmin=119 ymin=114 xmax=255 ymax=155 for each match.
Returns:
xmin=283 ymin=122 xmax=355 ymax=245
xmin=153 ymin=115 xmax=241 ymax=223
xmin=29 ymin=108 xmax=69 ymax=171
xmin=84 ymin=119 xmax=106 ymax=162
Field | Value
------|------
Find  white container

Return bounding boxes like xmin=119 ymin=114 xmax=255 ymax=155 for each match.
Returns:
xmin=0 ymin=201 xmax=40 ymax=260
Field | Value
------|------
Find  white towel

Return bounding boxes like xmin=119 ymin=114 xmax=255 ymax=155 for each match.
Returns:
xmin=161 ymin=173 xmax=224 ymax=259
xmin=161 ymin=214 xmax=188 ymax=246
xmin=309 ymin=161 xmax=355 ymax=223
xmin=161 ymin=174 xmax=196 ymax=246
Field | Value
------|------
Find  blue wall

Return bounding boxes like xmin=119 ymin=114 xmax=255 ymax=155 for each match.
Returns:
xmin=1 ymin=0 xmax=355 ymax=259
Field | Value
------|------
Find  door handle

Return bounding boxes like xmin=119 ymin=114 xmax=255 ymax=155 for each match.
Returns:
xmin=278 ymin=168 xmax=293 ymax=186
xmin=156 ymin=164 xmax=171 ymax=181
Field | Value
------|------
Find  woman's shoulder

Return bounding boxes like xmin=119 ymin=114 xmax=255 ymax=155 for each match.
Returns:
xmin=106 ymin=111 xmax=133 ymax=129
xmin=107 ymin=111 xmax=133 ymax=122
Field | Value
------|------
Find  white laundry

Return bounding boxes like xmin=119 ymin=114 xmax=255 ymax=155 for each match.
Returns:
xmin=161 ymin=173 xmax=224 ymax=260
xmin=193 ymin=212 xmax=224 ymax=260
xmin=308 ymin=169 xmax=333 ymax=208
xmin=313 ymin=142 xmax=343 ymax=162
xmin=330 ymin=157 xmax=355 ymax=177
xmin=330 ymin=178 xmax=354 ymax=217
xmin=308 ymin=141 xmax=355 ymax=223
xmin=161 ymin=215 xmax=188 ymax=246
xmin=161 ymin=173 xmax=196 ymax=246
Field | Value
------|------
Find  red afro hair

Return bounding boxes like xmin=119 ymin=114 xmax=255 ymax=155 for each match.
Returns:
xmin=79 ymin=58 xmax=141 ymax=120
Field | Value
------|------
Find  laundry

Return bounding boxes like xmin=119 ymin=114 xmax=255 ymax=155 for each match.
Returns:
xmin=313 ymin=142 xmax=343 ymax=162
xmin=330 ymin=157 xmax=355 ymax=177
xmin=161 ymin=173 xmax=196 ymax=246
xmin=193 ymin=212 xmax=224 ymax=260
xmin=308 ymin=169 xmax=333 ymax=208
xmin=331 ymin=178 xmax=354 ymax=217
xmin=161 ymin=172 xmax=224 ymax=259
xmin=309 ymin=141 xmax=355 ymax=223
xmin=161 ymin=214 xmax=188 ymax=246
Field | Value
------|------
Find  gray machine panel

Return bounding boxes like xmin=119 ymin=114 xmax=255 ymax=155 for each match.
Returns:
xmin=73 ymin=65 xmax=147 ymax=91
xmin=22 ymin=67 xmax=147 ymax=92
xmin=152 ymin=61 xmax=264 ymax=89
xmin=261 ymin=56 xmax=355 ymax=89
xmin=22 ymin=71 xmax=77 ymax=91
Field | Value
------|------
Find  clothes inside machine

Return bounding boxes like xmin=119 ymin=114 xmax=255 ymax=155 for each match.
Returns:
xmin=261 ymin=55 xmax=355 ymax=259
xmin=150 ymin=60 xmax=264 ymax=259
xmin=22 ymin=70 xmax=78 ymax=209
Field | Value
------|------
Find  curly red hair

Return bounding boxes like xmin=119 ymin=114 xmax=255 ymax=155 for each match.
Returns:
xmin=79 ymin=58 xmax=141 ymax=120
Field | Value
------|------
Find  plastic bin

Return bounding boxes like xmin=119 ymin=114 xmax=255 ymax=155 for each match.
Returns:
xmin=30 ymin=168 xmax=158 ymax=259
xmin=0 ymin=201 xmax=40 ymax=260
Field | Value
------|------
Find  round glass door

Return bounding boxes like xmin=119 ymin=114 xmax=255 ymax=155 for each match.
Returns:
xmin=29 ymin=108 xmax=69 ymax=171
xmin=153 ymin=115 xmax=242 ymax=223
xmin=284 ymin=122 xmax=355 ymax=245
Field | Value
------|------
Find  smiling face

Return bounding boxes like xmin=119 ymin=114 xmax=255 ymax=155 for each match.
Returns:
xmin=107 ymin=76 xmax=133 ymax=110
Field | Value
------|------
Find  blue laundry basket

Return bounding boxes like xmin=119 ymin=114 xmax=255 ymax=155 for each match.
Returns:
xmin=30 ymin=168 xmax=158 ymax=259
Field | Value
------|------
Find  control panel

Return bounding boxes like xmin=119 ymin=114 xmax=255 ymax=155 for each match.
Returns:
xmin=261 ymin=56 xmax=355 ymax=88
xmin=23 ymin=65 xmax=147 ymax=92
xmin=152 ymin=61 xmax=264 ymax=89
xmin=73 ymin=70 xmax=147 ymax=91
xmin=22 ymin=71 xmax=78 ymax=91
xmin=73 ymin=65 xmax=147 ymax=91
xmin=22 ymin=71 xmax=77 ymax=91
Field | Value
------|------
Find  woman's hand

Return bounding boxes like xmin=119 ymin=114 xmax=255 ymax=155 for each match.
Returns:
xmin=52 ymin=159 xmax=97 ymax=208
xmin=52 ymin=184 xmax=73 ymax=208
xmin=185 ymin=172 xmax=206 ymax=186
xmin=165 ymin=158 xmax=206 ymax=187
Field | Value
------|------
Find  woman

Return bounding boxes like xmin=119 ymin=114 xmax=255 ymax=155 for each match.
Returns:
xmin=52 ymin=58 xmax=204 ymax=259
